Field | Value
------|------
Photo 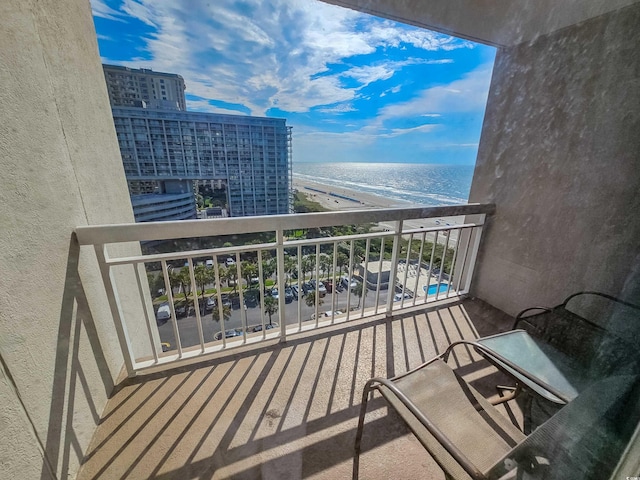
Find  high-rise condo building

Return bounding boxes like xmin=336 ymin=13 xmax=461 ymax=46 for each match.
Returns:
xmin=103 ymin=64 xmax=187 ymax=111
xmin=112 ymin=107 xmax=292 ymax=218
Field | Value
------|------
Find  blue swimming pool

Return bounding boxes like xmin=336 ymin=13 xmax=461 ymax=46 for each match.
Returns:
xmin=424 ymin=283 xmax=450 ymax=296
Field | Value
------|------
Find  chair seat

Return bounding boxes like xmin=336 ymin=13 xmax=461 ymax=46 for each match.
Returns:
xmin=378 ymin=359 xmax=526 ymax=479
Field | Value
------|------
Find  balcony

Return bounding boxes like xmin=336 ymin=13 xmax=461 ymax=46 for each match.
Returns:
xmin=71 ymin=204 xmax=521 ymax=478
xmin=4 ymin=1 xmax=640 ymax=479
xmin=77 ymin=300 xmax=516 ymax=479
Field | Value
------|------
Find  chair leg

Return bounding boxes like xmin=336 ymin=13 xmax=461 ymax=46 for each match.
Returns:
xmin=353 ymin=382 xmax=375 ymax=480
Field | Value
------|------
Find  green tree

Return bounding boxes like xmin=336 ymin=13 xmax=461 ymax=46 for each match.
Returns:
xmin=193 ymin=264 xmax=212 ymax=296
xmin=319 ymin=253 xmax=332 ymax=280
xmin=301 ymin=254 xmax=315 ymax=280
xmin=224 ymin=264 xmax=239 ymax=293
xmin=261 ymin=259 xmax=275 ymax=284
xmin=336 ymin=252 xmax=349 ymax=276
xmin=305 ymin=291 xmax=324 ymax=309
xmin=168 ymin=267 xmax=191 ymax=303
xmin=147 ymin=273 xmax=164 ymax=298
xmin=212 ymin=303 xmax=232 ymax=324
xmin=352 ymin=281 xmax=367 ymax=308
xmin=264 ymin=296 xmax=278 ymax=326
xmin=241 ymin=261 xmax=258 ymax=289
xmin=284 ymin=256 xmax=297 ymax=286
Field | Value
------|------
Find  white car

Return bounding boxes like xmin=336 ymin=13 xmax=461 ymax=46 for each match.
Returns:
xmin=341 ymin=276 xmax=358 ymax=289
xmin=225 ymin=257 xmax=236 ymax=267
xmin=394 ymin=292 xmax=412 ymax=302
xmin=311 ymin=310 xmax=344 ymax=320
xmin=156 ymin=303 xmax=171 ymax=322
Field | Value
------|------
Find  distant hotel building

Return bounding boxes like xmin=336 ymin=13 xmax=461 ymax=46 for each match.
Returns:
xmin=103 ymin=64 xmax=187 ymax=111
xmin=103 ymin=65 xmax=292 ymax=221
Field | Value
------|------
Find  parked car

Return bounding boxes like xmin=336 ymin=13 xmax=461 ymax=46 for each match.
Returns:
xmin=161 ymin=342 xmax=171 ymax=352
xmin=205 ymin=259 xmax=214 ymax=268
xmin=175 ymin=303 xmax=188 ymax=318
xmin=284 ymin=287 xmax=294 ymax=303
xmin=291 ymin=285 xmax=299 ymax=297
xmin=324 ymin=280 xmax=333 ymax=293
xmin=244 ymin=290 xmax=260 ymax=308
xmin=206 ymin=296 xmax=216 ymax=311
xmin=252 ymin=323 xmax=278 ymax=332
xmin=271 ymin=288 xmax=279 ymax=299
xmin=155 ymin=303 xmax=171 ymax=323
xmin=317 ymin=281 xmax=327 ymax=296
xmin=393 ymin=292 xmax=412 ymax=302
xmin=301 ymin=282 xmax=313 ymax=295
xmin=214 ymin=329 xmax=243 ymax=340
xmin=220 ymin=294 xmax=232 ymax=308
xmin=225 ymin=257 xmax=236 ymax=267
xmin=311 ymin=310 xmax=343 ymax=320
xmin=341 ymin=276 xmax=358 ymax=289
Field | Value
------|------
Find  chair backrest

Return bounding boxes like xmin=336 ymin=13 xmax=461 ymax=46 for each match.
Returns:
xmin=491 ymin=373 xmax=640 ymax=480
xmin=517 ymin=292 xmax=640 ymax=378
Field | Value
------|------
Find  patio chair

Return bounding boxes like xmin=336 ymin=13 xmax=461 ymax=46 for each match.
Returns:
xmin=353 ymin=340 xmax=639 ymax=480
xmin=512 ymin=291 xmax=640 ymax=380
xmin=503 ymin=291 xmax=640 ymax=432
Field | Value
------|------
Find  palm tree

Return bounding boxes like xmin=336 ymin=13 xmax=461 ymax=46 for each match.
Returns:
xmin=284 ymin=256 xmax=297 ymax=286
xmin=212 ymin=303 xmax=232 ymax=325
xmin=180 ymin=268 xmax=193 ymax=303
xmin=241 ymin=261 xmax=258 ymax=289
xmin=193 ymin=264 xmax=211 ymax=296
xmin=225 ymin=264 xmax=238 ymax=293
xmin=301 ymin=254 xmax=315 ymax=280
xmin=264 ymin=296 xmax=278 ymax=326
xmin=147 ymin=273 xmax=164 ymax=298
xmin=262 ymin=259 xmax=275 ymax=286
xmin=305 ymin=290 xmax=324 ymax=309
xmin=353 ymin=281 xmax=367 ymax=308
xmin=336 ymin=252 xmax=349 ymax=276
xmin=168 ymin=267 xmax=191 ymax=303
xmin=319 ymin=253 xmax=331 ymax=281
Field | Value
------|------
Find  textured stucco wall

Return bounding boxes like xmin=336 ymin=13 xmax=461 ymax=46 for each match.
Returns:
xmin=0 ymin=0 xmax=150 ymax=478
xmin=469 ymin=4 xmax=640 ymax=315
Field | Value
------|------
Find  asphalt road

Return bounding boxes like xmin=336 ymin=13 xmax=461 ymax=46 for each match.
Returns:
xmin=156 ymin=288 xmax=392 ymax=350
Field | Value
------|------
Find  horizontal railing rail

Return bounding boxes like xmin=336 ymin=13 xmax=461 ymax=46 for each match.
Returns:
xmin=77 ymin=203 xmax=494 ymax=375
xmin=75 ymin=204 xmax=495 ymax=244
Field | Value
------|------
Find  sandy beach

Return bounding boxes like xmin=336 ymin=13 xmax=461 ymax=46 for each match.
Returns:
xmin=292 ymin=176 xmax=464 ymax=232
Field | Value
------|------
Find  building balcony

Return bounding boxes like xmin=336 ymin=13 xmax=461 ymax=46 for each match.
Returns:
xmin=72 ymin=204 xmax=512 ymax=478
xmin=77 ymin=296 xmax=515 ymax=479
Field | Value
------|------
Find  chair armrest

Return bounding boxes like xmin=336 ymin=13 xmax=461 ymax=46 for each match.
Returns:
xmin=365 ymin=376 xmax=486 ymax=479
xmin=513 ymin=307 xmax=552 ymax=330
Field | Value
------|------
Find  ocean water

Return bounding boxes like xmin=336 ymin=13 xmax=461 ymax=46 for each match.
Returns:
xmin=293 ymin=162 xmax=474 ymax=206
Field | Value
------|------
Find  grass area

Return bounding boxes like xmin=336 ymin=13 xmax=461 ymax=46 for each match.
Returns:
xmin=292 ymin=191 xmax=328 ymax=213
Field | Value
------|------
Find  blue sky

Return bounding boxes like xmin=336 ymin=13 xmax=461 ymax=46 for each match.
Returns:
xmin=91 ymin=0 xmax=496 ymax=164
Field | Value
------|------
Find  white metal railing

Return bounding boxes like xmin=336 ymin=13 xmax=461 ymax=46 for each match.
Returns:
xmin=76 ymin=204 xmax=494 ymax=375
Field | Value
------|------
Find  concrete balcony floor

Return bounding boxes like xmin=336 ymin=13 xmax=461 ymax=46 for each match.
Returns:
xmin=78 ymin=298 xmax=520 ymax=480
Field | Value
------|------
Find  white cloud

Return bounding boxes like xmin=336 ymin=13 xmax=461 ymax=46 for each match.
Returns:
xmin=94 ymin=0 xmax=472 ymax=115
xmin=378 ymin=63 xmax=493 ymax=120
xmin=316 ymin=104 xmax=357 ymax=113
xmin=185 ymin=99 xmax=249 ymax=116
xmin=90 ymin=0 xmax=126 ymax=21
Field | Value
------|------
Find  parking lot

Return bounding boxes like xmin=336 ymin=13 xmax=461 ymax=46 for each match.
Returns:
xmin=156 ymin=283 xmax=393 ymax=350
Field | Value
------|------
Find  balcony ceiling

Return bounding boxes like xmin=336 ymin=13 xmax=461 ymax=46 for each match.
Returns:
xmin=321 ymin=0 xmax=640 ymax=46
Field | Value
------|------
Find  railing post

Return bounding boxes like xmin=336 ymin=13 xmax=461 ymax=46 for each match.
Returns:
xmin=386 ymin=220 xmax=403 ymax=316
xmin=276 ymin=229 xmax=287 ymax=341
xmin=458 ymin=214 xmax=486 ymax=294
xmin=94 ymin=245 xmax=136 ymax=376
